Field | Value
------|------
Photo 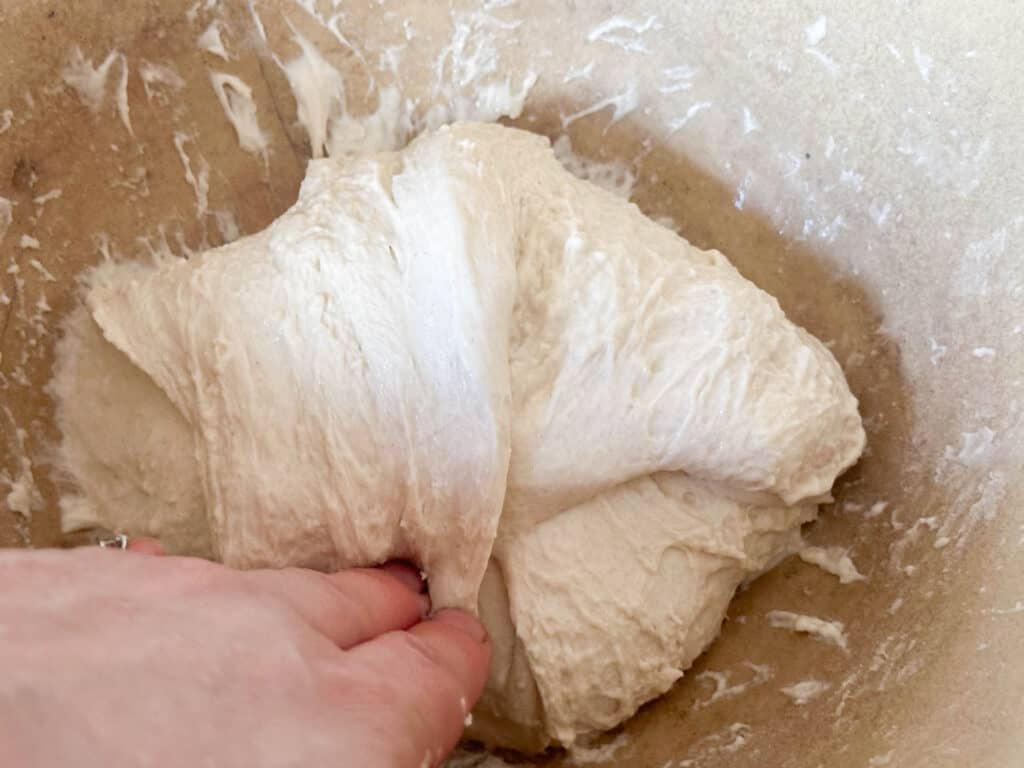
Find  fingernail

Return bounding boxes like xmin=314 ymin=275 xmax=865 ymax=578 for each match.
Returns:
xmin=416 ymin=593 xmax=432 ymax=618
xmin=126 ymin=537 xmax=165 ymax=556
xmin=381 ymin=562 xmax=426 ymax=594
xmin=430 ymin=609 xmax=489 ymax=644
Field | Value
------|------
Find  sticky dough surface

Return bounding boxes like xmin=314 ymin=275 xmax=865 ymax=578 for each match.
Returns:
xmin=53 ymin=122 xmax=865 ymax=749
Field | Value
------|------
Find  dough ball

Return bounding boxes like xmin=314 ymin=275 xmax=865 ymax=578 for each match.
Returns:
xmin=53 ymin=122 xmax=864 ymax=750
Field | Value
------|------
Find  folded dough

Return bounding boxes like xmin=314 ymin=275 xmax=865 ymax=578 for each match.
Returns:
xmin=53 ymin=122 xmax=864 ymax=750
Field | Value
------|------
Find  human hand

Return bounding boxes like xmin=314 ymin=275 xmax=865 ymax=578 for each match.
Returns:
xmin=0 ymin=544 xmax=490 ymax=768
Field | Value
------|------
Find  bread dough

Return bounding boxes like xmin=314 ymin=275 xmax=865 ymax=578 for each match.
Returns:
xmin=52 ymin=123 xmax=865 ymax=750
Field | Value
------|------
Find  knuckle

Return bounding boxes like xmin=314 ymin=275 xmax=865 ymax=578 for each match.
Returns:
xmin=390 ymin=632 xmax=451 ymax=679
xmin=163 ymin=555 xmax=228 ymax=593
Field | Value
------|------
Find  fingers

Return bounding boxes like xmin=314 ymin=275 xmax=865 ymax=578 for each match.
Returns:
xmin=344 ymin=609 xmax=491 ymax=767
xmin=243 ymin=565 xmax=430 ymax=650
xmin=379 ymin=561 xmax=426 ymax=594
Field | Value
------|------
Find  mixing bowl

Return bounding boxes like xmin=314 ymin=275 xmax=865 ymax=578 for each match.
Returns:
xmin=1 ymin=2 xmax=1020 ymax=765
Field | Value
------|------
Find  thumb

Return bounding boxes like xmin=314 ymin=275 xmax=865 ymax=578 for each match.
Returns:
xmin=125 ymin=537 xmax=165 ymax=555
xmin=344 ymin=609 xmax=491 ymax=768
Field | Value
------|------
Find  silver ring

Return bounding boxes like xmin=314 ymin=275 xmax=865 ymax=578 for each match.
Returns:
xmin=96 ymin=533 xmax=129 ymax=550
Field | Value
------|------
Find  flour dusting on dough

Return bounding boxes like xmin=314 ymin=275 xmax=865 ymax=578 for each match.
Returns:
xmin=799 ymin=546 xmax=866 ymax=583
xmin=670 ymin=101 xmax=712 ymax=132
xmin=0 ymin=197 xmax=12 ymax=245
xmin=587 ymin=15 xmax=661 ymax=53
xmin=766 ymin=610 xmax=849 ymax=650
xmin=562 ymin=84 xmax=639 ymax=129
xmin=804 ymin=16 xmax=828 ymax=46
xmin=172 ymin=132 xmax=210 ymax=219
xmin=2 ymin=410 xmax=43 ymax=525
xmin=61 ymin=46 xmax=132 ymax=133
xmin=198 ymin=21 xmax=231 ymax=60
xmin=567 ymin=732 xmax=630 ymax=764
xmin=139 ymin=62 xmax=185 ymax=102
xmin=209 ymin=72 xmax=270 ymax=160
xmin=693 ymin=662 xmax=774 ymax=710
xmin=280 ymin=31 xmax=346 ymax=158
xmin=781 ymin=679 xmax=831 ymax=705
xmin=658 ymin=64 xmax=698 ymax=94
